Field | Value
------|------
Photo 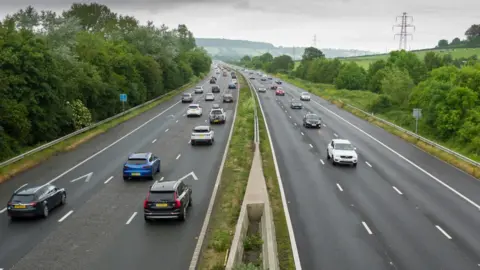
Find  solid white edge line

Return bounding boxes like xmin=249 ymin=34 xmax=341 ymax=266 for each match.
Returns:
xmin=58 ymin=210 xmax=74 ymax=223
xmin=176 ymin=154 xmax=181 ymax=160
xmin=310 ymin=99 xmax=480 ymax=211
xmin=104 ymin=176 xmax=114 ymax=184
xmin=435 ymin=225 xmax=452 ymax=239
xmin=336 ymin=183 xmax=343 ymax=191
xmin=152 ymin=139 xmax=157 ymax=143
xmin=126 ymin=212 xmax=138 ymax=225
xmin=362 ymin=221 xmax=373 ymax=235
xmin=365 ymin=161 xmax=372 ymax=167
xmin=0 ymin=208 xmax=6 ymax=214
xmin=41 ymin=99 xmax=183 ymax=186
xmin=393 ymin=186 xmax=403 ymax=195
xmin=320 ymin=159 xmax=325 ymax=165
xmin=189 ymin=75 xmax=241 ymax=270
xmin=249 ymin=76 xmax=302 ymax=269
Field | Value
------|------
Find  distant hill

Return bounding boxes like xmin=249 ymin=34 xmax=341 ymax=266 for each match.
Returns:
xmin=195 ymin=38 xmax=377 ymax=61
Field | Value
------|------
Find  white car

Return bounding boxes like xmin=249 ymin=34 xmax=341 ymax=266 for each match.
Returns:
xmin=232 ymin=79 xmax=237 ymax=84
xmin=186 ymin=104 xmax=203 ymax=117
xmin=326 ymin=139 xmax=358 ymax=167
xmin=258 ymin=87 xmax=267 ymax=93
xmin=300 ymin=92 xmax=311 ymax=101
xmin=194 ymin=86 xmax=204 ymax=94
xmin=205 ymin=93 xmax=215 ymax=101
xmin=191 ymin=125 xmax=214 ymax=145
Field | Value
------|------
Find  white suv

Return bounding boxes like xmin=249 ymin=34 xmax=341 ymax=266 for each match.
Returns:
xmin=326 ymin=139 xmax=358 ymax=167
xmin=194 ymin=86 xmax=204 ymax=94
xmin=300 ymin=92 xmax=311 ymax=101
xmin=191 ymin=126 xmax=214 ymax=145
xmin=186 ymin=104 xmax=203 ymax=117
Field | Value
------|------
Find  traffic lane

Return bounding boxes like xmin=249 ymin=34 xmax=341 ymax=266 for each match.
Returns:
xmin=9 ymin=95 xmax=237 ymax=270
xmin=86 ymin=116 xmax=236 ymax=270
xmin=280 ymin=80 xmax=480 ymax=202
xmin=256 ymin=90 xmax=388 ymax=269
xmin=0 ymin=95 xmax=218 ymax=269
xmin=281 ymin=84 xmax=480 ymax=264
xmin=0 ymin=74 xmax=216 ymax=205
xmin=273 ymin=94 xmax=480 ymax=269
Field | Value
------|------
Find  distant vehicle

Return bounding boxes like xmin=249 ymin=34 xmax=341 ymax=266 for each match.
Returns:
xmin=205 ymin=93 xmax=215 ymax=101
xmin=232 ymin=79 xmax=238 ymax=84
xmin=268 ymin=77 xmax=273 ymax=80
xmin=7 ymin=184 xmax=67 ymax=219
xmin=186 ymin=104 xmax=203 ymax=117
xmin=143 ymin=179 xmax=192 ymax=222
xmin=191 ymin=125 xmax=214 ymax=145
xmin=211 ymin=85 xmax=220 ymax=93
xmin=249 ymin=77 xmax=255 ymax=80
xmin=300 ymin=92 xmax=311 ymax=101
xmin=212 ymin=103 xmax=221 ymax=109
xmin=258 ymin=87 xmax=267 ymax=93
xmin=270 ymin=85 xmax=277 ymax=90
xmin=210 ymin=78 xmax=216 ymax=84
xmin=303 ymin=113 xmax=321 ymax=128
xmin=228 ymin=83 xmax=237 ymax=89
xmin=275 ymin=80 xmax=282 ymax=85
xmin=232 ymin=74 xmax=237 ymax=79
xmin=194 ymin=86 xmax=204 ymax=94
xmin=275 ymin=89 xmax=285 ymax=96
xmin=223 ymin=93 xmax=234 ymax=103
xmin=290 ymin=100 xmax=303 ymax=109
xmin=223 ymin=72 xmax=228 ymax=77
xmin=261 ymin=75 xmax=267 ymax=81
xmin=209 ymin=108 xmax=226 ymax=124
xmin=326 ymin=139 xmax=358 ymax=167
xmin=123 ymin=152 xmax=161 ymax=180
xmin=182 ymin=93 xmax=193 ymax=103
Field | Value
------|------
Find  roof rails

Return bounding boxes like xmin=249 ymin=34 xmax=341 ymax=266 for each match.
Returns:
xmin=14 ymin=183 xmax=28 ymax=194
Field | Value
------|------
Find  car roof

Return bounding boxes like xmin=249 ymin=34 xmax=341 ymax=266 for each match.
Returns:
xmin=206 ymin=93 xmax=214 ymax=95
xmin=129 ymin=152 xmax=151 ymax=159
xmin=189 ymin=103 xmax=200 ymax=106
xmin=150 ymin=180 xmax=179 ymax=192
xmin=15 ymin=186 xmax=44 ymax=195
xmin=210 ymin=108 xmax=223 ymax=112
xmin=194 ymin=125 xmax=210 ymax=131
xmin=332 ymin=139 xmax=351 ymax=144
xmin=195 ymin=85 xmax=203 ymax=88
xmin=302 ymin=92 xmax=309 ymax=94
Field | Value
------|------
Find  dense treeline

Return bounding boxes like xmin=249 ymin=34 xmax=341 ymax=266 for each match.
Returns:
xmin=239 ymin=46 xmax=480 ymax=155
xmin=437 ymin=24 xmax=480 ymax=48
xmin=239 ymin=53 xmax=295 ymax=74
xmin=0 ymin=3 xmax=211 ymax=161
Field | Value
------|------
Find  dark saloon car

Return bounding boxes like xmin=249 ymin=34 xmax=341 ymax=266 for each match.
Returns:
xmin=303 ymin=113 xmax=322 ymax=128
xmin=7 ymin=184 xmax=67 ymax=219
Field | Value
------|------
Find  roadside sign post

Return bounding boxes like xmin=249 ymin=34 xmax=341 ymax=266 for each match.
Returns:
xmin=412 ymin=108 xmax=422 ymax=134
xmin=120 ymin=94 xmax=127 ymax=112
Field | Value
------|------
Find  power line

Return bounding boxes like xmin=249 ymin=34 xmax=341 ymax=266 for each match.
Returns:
xmin=393 ymin=12 xmax=415 ymax=50
xmin=312 ymin=34 xmax=317 ymax=48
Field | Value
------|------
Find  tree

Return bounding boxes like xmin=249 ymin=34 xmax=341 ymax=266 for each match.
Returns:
xmin=380 ymin=66 xmax=414 ymax=106
xmin=268 ymin=55 xmax=294 ymax=73
xmin=302 ymin=47 xmax=325 ymax=62
xmin=450 ymin=37 xmax=461 ymax=45
xmin=437 ymin=39 xmax=449 ymax=47
xmin=334 ymin=62 xmax=367 ymax=90
xmin=366 ymin=60 xmax=387 ymax=93
xmin=465 ymin=24 xmax=480 ymax=40
xmin=424 ymin=52 xmax=444 ymax=71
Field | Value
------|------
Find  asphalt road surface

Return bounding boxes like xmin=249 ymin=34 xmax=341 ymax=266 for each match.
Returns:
xmin=0 ymin=67 xmax=238 ymax=270
xmin=245 ymin=71 xmax=480 ymax=270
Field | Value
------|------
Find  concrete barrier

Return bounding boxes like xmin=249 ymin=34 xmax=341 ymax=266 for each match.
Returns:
xmin=225 ymin=144 xmax=279 ymax=270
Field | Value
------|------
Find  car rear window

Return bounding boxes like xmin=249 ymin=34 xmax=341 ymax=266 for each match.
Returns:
xmin=11 ymin=194 xmax=35 ymax=203
xmin=188 ymin=105 xmax=199 ymax=109
xmin=194 ymin=127 xmax=209 ymax=132
xmin=211 ymin=110 xmax=223 ymax=114
xmin=127 ymin=158 xmax=147 ymax=165
xmin=183 ymin=94 xmax=191 ymax=97
xmin=148 ymin=192 xmax=175 ymax=202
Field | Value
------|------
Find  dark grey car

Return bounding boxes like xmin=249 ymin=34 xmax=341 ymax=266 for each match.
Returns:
xmin=303 ymin=113 xmax=322 ymax=128
xmin=290 ymin=100 xmax=303 ymax=109
xmin=143 ymin=180 xmax=192 ymax=222
xmin=7 ymin=184 xmax=67 ymax=219
xmin=223 ymin=93 xmax=234 ymax=103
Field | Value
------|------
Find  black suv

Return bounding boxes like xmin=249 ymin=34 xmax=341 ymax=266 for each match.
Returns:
xmin=7 ymin=184 xmax=67 ymax=220
xmin=303 ymin=113 xmax=322 ymax=128
xmin=212 ymin=85 xmax=220 ymax=93
xmin=143 ymin=180 xmax=192 ymax=222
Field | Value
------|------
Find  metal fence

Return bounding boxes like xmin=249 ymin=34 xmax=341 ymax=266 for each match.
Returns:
xmin=345 ymin=103 xmax=480 ymax=168
xmin=0 ymin=82 xmax=192 ymax=168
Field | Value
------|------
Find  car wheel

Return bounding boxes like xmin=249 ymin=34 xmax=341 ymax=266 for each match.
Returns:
xmin=123 ymin=176 xmax=128 ymax=181
xmin=144 ymin=215 xmax=151 ymax=222
xmin=60 ymin=193 xmax=66 ymax=205
xmin=179 ymin=207 xmax=187 ymax=221
xmin=191 ymin=140 xmax=195 ymax=145
xmin=157 ymin=165 xmax=160 ymax=173
xmin=149 ymin=171 xmax=154 ymax=180
xmin=189 ymin=197 xmax=192 ymax=207
xmin=353 ymin=163 xmax=357 ymax=168
xmin=42 ymin=204 xmax=49 ymax=218
xmin=326 ymin=150 xmax=330 ymax=159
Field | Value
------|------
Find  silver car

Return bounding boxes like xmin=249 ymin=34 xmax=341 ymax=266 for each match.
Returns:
xmin=205 ymin=93 xmax=215 ymax=101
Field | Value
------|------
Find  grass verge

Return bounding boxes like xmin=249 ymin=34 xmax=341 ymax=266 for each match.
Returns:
xmin=199 ymin=75 xmax=255 ymax=270
xmin=276 ymin=74 xmax=480 ymax=179
xmin=254 ymin=88 xmax=296 ymax=269
xmin=0 ymin=77 xmax=201 ymax=184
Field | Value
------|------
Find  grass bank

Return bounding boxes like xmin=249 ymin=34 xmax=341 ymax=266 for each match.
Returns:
xmin=253 ymin=88 xmax=296 ymax=269
xmin=0 ymin=77 xmax=202 ymax=184
xmin=199 ymin=75 xmax=256 ymax=270
xmin=276 ymin=74 xmax=480 ymax=179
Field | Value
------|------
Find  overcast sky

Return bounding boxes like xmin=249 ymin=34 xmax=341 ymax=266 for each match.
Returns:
xmin=1 ymin=0 xmax=479 ymax=52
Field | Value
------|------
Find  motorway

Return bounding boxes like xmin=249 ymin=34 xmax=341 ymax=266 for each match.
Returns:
xmin=0 ymin=67 xmax=238 ymax=270
xmin=245 ymin=71 xmax=480 ymax=270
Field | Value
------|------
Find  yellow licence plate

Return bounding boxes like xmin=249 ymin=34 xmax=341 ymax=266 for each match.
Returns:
xmin=156 ymin=203 xmax=167 ymax=207
xmin=214 ymin=120 xmax=219 ymax=122
xmin=14 ymin=205 xmax=26 ymax=209
xmin=199 ymin=135 xmax=204 ymax=138
xmin=131 ymin=173 xmax=141 ymax=176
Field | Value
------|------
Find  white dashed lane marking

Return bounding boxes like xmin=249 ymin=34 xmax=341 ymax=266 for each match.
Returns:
xmin=152 ymin=139 xmax=157 ymax=143
xmin=336 ymin=183 xmax=343 ymax=191
xmin=176 ymin=154 xmax=181 ymax=160
xmin=362 ymin=221 xmax=373 ymax=235
xmin=126 ymin=212 xmax=137 ymax=225
xmin=393 ymin=186 xmax=403 ymax=195
xmin=365 ymin=161 xmax=372 ymax=167
xmin=436 ymin=225 xmax=452 ymax=239
xmin=104 ymin=176 xmax=113 ymax=184
xmin=58 ymin=210 xmax=74 ymax=223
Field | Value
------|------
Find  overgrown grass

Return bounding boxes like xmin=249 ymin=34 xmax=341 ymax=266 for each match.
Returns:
xmin=0 ymin=77 xmax=201 ymax=184
xmin=199 ymin=75 xmax=255 ymax=270
xmin=276 ymin=74 xmax=480 ymax=179
xmin=252 ymin=79 xmax=296 ymax=269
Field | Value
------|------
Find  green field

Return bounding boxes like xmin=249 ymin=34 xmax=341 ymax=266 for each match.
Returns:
xmin=294 ymin=47 xmax=480 ymax=70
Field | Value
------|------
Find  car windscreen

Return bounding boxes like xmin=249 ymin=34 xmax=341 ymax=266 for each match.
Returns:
xmin=211 ymin=110 xmax=223 ymax=114
xmin=224 ymin=95 xmax=232 ymax=98
xmin=11 ymin=194 xmax=35 ymax=203
xmin=195 ymin=86 xmax=202 ymax=89
xmin=148 ymin=191 xmax=175 ymax=202
xmin=306 ymin=115 xmax=320 ymax=120
xmin=302 ymin=92 xmax=309 ymax=95
xmin=335 ymin=143 xmax=354 ymax=151
xmin=292 ymin=102 xmax=301 ymax=106
xmin=127 ymin=158 xmax=148 ymax=165
xmin=188 ymin=105 xmax=199 ymax=109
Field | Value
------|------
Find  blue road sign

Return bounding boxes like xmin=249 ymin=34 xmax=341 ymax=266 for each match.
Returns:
xmin=120 ymin=94 xmax=127 ymax=102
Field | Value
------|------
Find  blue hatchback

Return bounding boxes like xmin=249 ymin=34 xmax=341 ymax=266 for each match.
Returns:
xmin=123 ymin=153 xmax=160 ymax=180
xmin=228 ymin=83 xmax=236 ymax=89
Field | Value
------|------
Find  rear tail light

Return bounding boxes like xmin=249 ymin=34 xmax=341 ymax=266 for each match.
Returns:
xmin=29 ymin=202 xmax=37 ymax=206
xmin=174 ymin=192 xmax=181 ymax=208
xmin=143 ymin=193 xmax=150 ymax=209
xmin=142 ymin=165 xmax=151 ymax=169
xmin=7 ymin=202 xmax=12 ymax=206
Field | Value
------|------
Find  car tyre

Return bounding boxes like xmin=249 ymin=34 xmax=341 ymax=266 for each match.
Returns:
xmin=189 ymin=197 xmax=192 ymax=207
xmin=326 ymin=150 xmax=330 ymax=160
xmin=60 ymin=193 xmax=66 ymax=205
xmin=123 ymin=176 xmax=128 ymax=181
xmin=353 ymin=163 xmax=357 ymax=168
xmin=157 ymin=165 xmax=160 ymax=173
xmin=179 ymin=207 xmax=187 ymax=221
xmin=42 ymin=204 xmax=49 ymax=218
xmin=144 ymin=216 xmax=151 ymax=222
